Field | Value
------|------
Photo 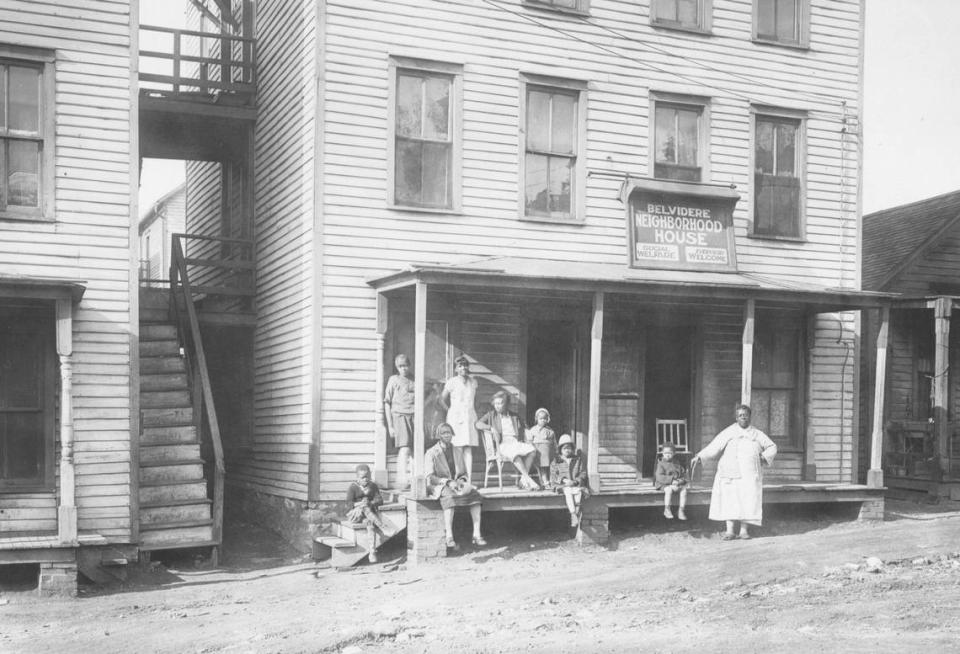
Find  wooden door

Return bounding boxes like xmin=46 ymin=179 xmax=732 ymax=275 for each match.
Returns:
xmin=526 ymin=320 xmax=581 ymax=438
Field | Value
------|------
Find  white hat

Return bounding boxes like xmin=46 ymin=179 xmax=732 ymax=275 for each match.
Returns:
xmin=558 ymin=433 xmax=575 ymax=449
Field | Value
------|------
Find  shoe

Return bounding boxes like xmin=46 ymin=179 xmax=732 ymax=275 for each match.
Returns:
xmin=677 ymin=509 xmax=687 ymax=521
xmin=446 ymin=537 xmax=461 ymax=551
xmin=738 ymin=532 xmax=751 ymax=540
xmin=721 ymin=532 xmax=736 ymax=541
xmin=663 ymin=509 xmax=675 ymax=519
xmin=472 ymin=536 xmax=488 ymax=547
xmin=368 ymin=551 xmax=378 ymax=563
xmin=569 ymin=514 xmax=580 ymax=528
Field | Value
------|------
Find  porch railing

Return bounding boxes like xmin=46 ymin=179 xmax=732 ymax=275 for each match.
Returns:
xmin=170 ymin=236 xmax=226 ymax=544
xmin=139 ymin=24 xmax=256 ymax=102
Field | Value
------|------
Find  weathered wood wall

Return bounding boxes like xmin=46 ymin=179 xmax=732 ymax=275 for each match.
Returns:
xmin=0 ymin=0 xmax=134 ymax=540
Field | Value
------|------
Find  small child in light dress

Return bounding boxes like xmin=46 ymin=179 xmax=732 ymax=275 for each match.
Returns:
xmin=655 ymin=443 xmax=688 ymax=520
xmin=526 ymin=407 xmax=557 ymax=484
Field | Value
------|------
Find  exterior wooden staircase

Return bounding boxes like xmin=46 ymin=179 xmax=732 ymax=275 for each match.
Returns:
xmin=138 ymin=290 xmax=216 ymax=551
xmin=314 ymin=500 xmax=407 ymax=568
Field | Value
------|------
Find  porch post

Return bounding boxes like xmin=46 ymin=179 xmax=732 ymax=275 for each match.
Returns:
xmin=412 ymin=281 xmax=427 ymax=498
xmin=374 ymin=293 xmax=389 ymax=487
xmin=56 ymin=299 xmax=77 ymax=544
xmin=587 ymin=291 xmax=603 ymax=494
xmin=868 ymin=306 xmax=890 ymax=488
xmin=741 ymin=298 xmax=755 ymax=406
xmin=933 ymin=297 xmax=951 ymax=478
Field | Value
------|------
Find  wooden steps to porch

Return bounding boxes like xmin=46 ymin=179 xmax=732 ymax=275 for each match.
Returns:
xmin=314 ymin=503 xmax=407 ymax=567
xmin=138 ymin=294 xmax=214 ymax=551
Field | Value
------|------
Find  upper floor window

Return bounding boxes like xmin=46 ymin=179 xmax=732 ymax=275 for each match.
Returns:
xmin=753 ymin=113 xmax=803 ymax=238
xmin=754 ymin=0 xmax=809 ymax=47
xmin=651 ymin=0 xmax=712 ymax=33
xmin=652 ymin=96 xmax=708 ymax=182
xmin=389 ymin=58 xmax=462 ymax=211
xmin=1 ymin=48 xmax=54 ymax=221
xmin=521 ymin=78 xmax=586 ymax=222
xmin=751 ymin=309 xmax=804 ymax=451
xmin=525 ymin=0 xmax=589 ymax=14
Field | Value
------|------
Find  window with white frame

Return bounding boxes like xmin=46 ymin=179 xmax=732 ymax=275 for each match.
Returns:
xmin=522 ymin=81 xmax=585 ymax=222
xmin=653 ymin=97 xmax=708 ymax=182
xmin=754 ymin=113 xmax=803 ymax=238
xmin=1 ymin=48 xmax=53 ymax=221
xmin=390 ymin=59 xmax=461 ymax=211
xmin=525 ymin=0 xmax=589 ymax=14
xmin=754 ymin=0 xmax=808 ymax=47
xmin=652 ymin=0 xmax=711 ymax=32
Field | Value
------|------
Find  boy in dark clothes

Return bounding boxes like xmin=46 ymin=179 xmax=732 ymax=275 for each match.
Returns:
xmin=655 ymin=443 xmax=688 ymax=520
xmin=344 ymin=464 xmax=391 ymax=562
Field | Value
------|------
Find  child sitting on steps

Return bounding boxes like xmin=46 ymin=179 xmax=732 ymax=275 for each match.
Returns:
xmin=344 ymin=464 xmax=393 ymax=562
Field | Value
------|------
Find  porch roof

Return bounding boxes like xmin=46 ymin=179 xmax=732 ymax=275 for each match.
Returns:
xmin=0 ymin=275 xmax=86 ymax=303
xmin=368 ymin=256 xmax=893 ymax=311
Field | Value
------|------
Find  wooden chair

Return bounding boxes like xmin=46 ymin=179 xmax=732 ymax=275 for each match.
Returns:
xmin=656 ymin=418 xmax=689 ymax=454
xmin=481 ymin=430 xmax=541 ymax=489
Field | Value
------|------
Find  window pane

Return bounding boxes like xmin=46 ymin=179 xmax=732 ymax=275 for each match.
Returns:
xmin=7 ymin=140 xmax=40 ymax=207
xmin=655 ymin=106 xmax=676 ymax=164
xmin=655 ymin=0 xmax=678 ymax=22
xmin=395 ymin=139 xmax=423 ymax=204
xmin=0 ymin=68 xmax=6 ymax=129
xmin=776 ymin=0 xmax=798 ymax=41
xmin=527 ymin=90 xmax=550 ymax=152
xmin=755 ymin=120 xmax=774 ymax=173
xmin=678 ymin=0 xmax=698 ymax=25
xmin=396 ymin=74 xmax=422 ymax=138
xmin=525 ymin=153 xmax=549 ymax=215
xmin=767 ymin=390 xmax=791 ymax=437
xmin=776 ymin=122 xmax=796 ymax=175
xmin=423 ymin=76 xmax=450 ymax=140
xmin=421 ymin=141 xmax=451 ymax=207
xmin=9 ymin=66 xmax=40 ymax=133
xmin=757 ymin=0 xmax=775 ymax=38
xmin=1 ymin=413 xmax=44 ymax=481
xmin=676 ymin=108 xmax=698 ymax=166
xmin=548 ymin=156 xmax=572 ymax=214
xmin=551 ymin=93 xmax=576 ymax=154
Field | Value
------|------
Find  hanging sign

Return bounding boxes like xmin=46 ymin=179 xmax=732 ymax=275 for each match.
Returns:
xmin=623 ymin=179 xmax=740 ymax=272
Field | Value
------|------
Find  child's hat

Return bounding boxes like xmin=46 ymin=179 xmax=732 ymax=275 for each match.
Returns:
xmin=558 ymin=433 xmax=575 ymax=448
xmin=535 ymin=407 xmax=550 ymax=421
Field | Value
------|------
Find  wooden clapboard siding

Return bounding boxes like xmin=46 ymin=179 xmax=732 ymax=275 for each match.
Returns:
xmin=0 ymin=0 xmax=134 ymax=541
xmin=599 ymin=397 xmax=639 ymax=483
xmin=808 ymin=314 xmax=858 ymax=482
xmin=184 ymin=161 xmax=222 ymax=284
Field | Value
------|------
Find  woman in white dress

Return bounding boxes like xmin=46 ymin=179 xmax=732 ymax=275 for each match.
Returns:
xmin=691 ymin=404 xmax=777 ymax=540
xmin=440 ymin=355 xmax=479 ymax=482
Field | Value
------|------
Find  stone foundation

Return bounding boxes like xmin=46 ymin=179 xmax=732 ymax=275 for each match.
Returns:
xmin=226 ymin=484 xmax=341 ymax=553
xmin=406 ymin=498 xmax=447 ymax=564
xmin=857 ymin=497 xmax=885 ymax=521
xmin=577 ymin=498 xmax=609 ymax=546
xmin=38 ymin=561 xmax=78 ymax=598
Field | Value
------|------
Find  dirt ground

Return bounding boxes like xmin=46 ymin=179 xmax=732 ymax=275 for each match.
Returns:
xmin=3 ymin=500 xmax=960 ymax=653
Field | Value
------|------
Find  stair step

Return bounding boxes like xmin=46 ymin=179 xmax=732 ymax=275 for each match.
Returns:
xmin=140 ymin=443 xmax=202 ymax=463
xmin=139 ymin=524 xmax=214 ymax=548
xmin=140 ymin=308 xmax=171 ymax=323
xmin=139 ymin=480 xmax=208 ymax=503
xmin=140 ymin=340 xmax=180 ymax=358
xmin=140 ymin=289 xmax=172 ymax=309
xmin=141 ymin=390 xmax=192 ymax=409
xmin=142 ymin=407 xmax=194 ymax=428
xmin=141 ymin=324 xmax=178 ymax=341
xmin=141 ymin=373 xmax=189 ymax=392
xmin=142 ymin=425 xmax=198 ymax=445
xmin=140 ymin=502 xmax=212 ymax=525
xmin=140 ymin=356 xmax=186 ymax=375
xmin=140 ymin=462 xmax=205 ymax=484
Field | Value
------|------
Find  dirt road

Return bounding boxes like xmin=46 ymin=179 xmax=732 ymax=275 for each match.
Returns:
xmin=3 ymin=501 xmax=960 ymax=653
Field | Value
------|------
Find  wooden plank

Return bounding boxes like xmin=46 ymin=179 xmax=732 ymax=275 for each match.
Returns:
xmin=587 ymin=292 xmax=603 ymax=493
xmin=934 ymin=298 xmax=950 ymax=476
xmin=868 ymin=307 xmax=890 ymax=488
xmin=741 ymin=299 xmax=755 ymax=407
xmin=412 ymin=281 xmax=427 ymax=497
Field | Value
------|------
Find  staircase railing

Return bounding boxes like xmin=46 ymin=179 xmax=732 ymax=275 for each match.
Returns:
xmin=170 ymin=236 xmax=225 ymax=544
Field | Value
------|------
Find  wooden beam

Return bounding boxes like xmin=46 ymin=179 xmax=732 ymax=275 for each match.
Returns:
xmin=55 ymin=299 xmax=77 ymax=545
xmin=741 ymin=298 xmax=755 ymax=406
xmin=412 ymin=282 xmax=428 ymax=498
xmin=868 ymin=306 xmax=890 ymax=488
xmin=803 ymin=313 xmax=816 ymax=480
xmin=934 ymin=297 xmax=951 ymax=478
xmin=587 ymin=291 xmax=604 ymax=494
xmin=374 ymin=294 xmax=389 ymax=487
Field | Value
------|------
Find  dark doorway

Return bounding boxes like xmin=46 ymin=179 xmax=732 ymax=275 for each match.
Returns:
xmin=642 ymin=325 xmax=692 ymax=476
xmin=526 ymin=320 xmax=582 ymax=438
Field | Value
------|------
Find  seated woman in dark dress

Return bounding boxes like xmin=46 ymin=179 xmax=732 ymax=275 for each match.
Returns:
xmin=425 ymin=422 xmax=486 ymax=550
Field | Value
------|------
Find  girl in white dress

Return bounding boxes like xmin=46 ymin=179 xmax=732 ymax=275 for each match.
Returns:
xmin=440 ymin=356 xmax=479 ymax=483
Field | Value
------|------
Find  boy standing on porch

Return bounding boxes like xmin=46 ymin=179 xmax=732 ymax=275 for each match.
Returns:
xmin=384 ymin=353 xmax=415 ymax=489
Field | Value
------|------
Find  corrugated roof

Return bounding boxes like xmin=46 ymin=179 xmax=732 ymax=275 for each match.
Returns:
xmin=862 ymin=190 xmax=960 ymax=290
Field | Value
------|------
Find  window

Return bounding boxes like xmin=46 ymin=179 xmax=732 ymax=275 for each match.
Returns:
xmin=754 ymin=0 xmax=808 ymax=47
xmin=1 ymin=49 xmax=54 ymax=221
xmin=0 ymin=305 xmax=56 ymax=491
xmin=751 ymin=310 xmax=804 ymax=450
xmin=389 ymin=58 xmax=462 ymax=211
xmin=651 ymin=0 xmax=711 ymax=32
xmin=524 ymin=0 xmax=589 ymax=14
xmin=521 ymin=79 xmax=586 ymax=222
xmin=652 ymin=97 xmax=708 ymax=182
xmin=753 ymin=113 xmax=803 ymax=238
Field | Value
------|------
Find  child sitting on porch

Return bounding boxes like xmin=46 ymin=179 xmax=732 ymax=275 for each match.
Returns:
xmin=550 ymin=434 xmax=589 ymax=528
xmin=526 ymin=407 xmax=557 ymax=485
xmin=655 ymin=443 xmax=688 ymax=520
xmin=344 ymin=464 xmax=391 ymax=562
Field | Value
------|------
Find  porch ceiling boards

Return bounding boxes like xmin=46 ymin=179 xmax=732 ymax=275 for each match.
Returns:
xmin=368 ymin=256 xmax=893 ymax=313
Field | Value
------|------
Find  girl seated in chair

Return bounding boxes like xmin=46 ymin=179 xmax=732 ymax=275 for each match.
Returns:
xmin=475 ymin=391 xmax=541 ymax=490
